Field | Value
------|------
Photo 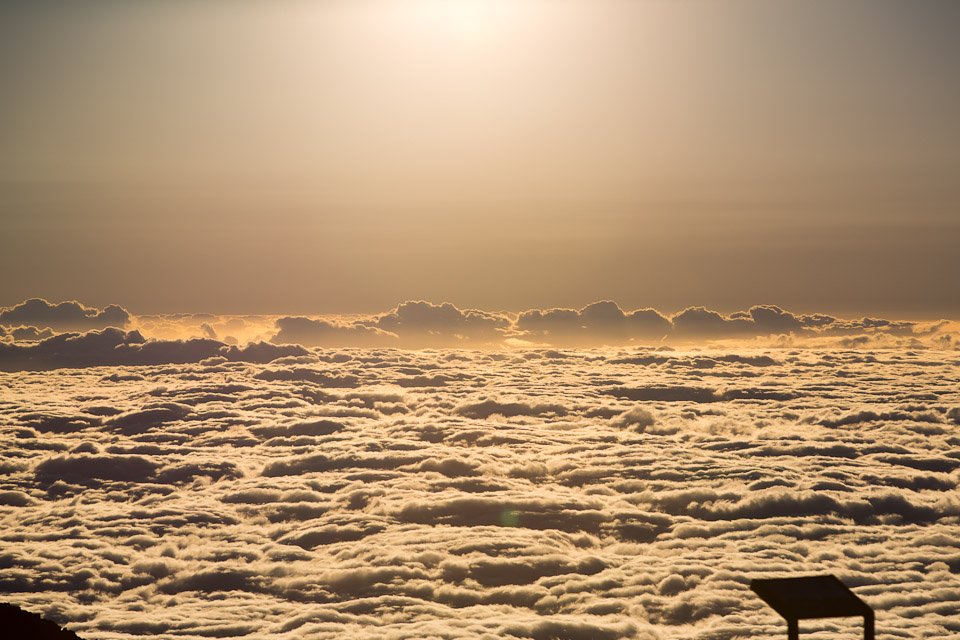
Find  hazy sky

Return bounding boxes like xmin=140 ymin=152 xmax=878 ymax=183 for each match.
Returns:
xmin=2 ymin=0 xmax=958 ymax=316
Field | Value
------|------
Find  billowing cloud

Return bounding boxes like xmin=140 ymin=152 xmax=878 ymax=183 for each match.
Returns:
xmin=0 ymin=327 xmax=307 ymax=371
xmin=1 ymin=301 xmax=952 ymax=372
xmin=3 ymin=298 xmax=956 ymax=350
xmin=671 ymin=304 xmax=811 ymax=337
xmin=270 ymin=316 xmax=398 ymax=347
xmin=671 ymin=306 xmax=754 ymax=337
xmin=742 ymin=304 xmax=805 ymax=333
xmin=516 ymin=301 xmax=672 ymax=344
xmin=373 ymin=300 xmax=511 ymax=346
xmin=0 ymin=298 xmax=130 ymax=331
xmin=668 ymin=304 xmax=947 ymax=344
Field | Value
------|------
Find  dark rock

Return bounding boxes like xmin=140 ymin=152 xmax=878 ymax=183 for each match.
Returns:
xmin=0 ymin=603 xmax=83 ymax=639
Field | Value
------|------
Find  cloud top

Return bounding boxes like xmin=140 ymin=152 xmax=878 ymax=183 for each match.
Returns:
xmin=517 ymin=301 xmax=672 ymax=344
xmin=374 ymin=301 xmax=512 ymax=346
xmin=0 ymin=298 xmax=130 ymax=331
xmin=0 ymin=327 xmax=307 ymax=371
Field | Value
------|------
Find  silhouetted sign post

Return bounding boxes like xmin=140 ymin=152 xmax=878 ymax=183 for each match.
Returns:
xmin=750 ymin=575 xmax=874 ymax=640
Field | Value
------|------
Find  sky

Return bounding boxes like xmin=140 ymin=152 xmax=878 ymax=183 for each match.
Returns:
xmin=2 ymin=6 xmax=960 ymax=636
xmin=1 ymin=0 xmax=958 ymax=317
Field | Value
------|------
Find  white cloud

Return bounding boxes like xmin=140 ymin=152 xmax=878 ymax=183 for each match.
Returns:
xmin=0 ymin=343 xmax=958 ymax=638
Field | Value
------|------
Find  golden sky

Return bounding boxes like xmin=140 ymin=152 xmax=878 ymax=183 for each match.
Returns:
xmin=1 ymin=0 xmax=958 ymax=316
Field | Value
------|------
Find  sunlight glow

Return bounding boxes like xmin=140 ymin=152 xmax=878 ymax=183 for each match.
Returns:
xmin=389 ymin=0 xmax=531 ymax=46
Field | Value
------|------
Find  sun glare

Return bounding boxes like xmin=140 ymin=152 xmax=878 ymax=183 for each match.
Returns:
xmin=396 ymin=0 xmax=527 ymax=45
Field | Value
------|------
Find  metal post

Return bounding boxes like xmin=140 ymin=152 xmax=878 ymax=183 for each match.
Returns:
xmin=787 ymin=618 xmax=799 ymax=640
xmin=863 ymin=611 xmax=875 ymax=640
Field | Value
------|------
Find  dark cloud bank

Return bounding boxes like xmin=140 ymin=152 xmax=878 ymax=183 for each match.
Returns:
xmin=0 ymin=328 xmax=306 ymax=372
xmin=272 ymin=300 xmax=951 ymax=348
xmin=0 ymin=299 xmax=130 ymax=331
xmin=1 ymin=298 xmax=956 ymax=371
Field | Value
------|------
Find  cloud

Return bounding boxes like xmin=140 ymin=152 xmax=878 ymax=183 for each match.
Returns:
xmin=454 ymin=399 xmax=569 ymax=419
xmin=496 ymin=618 xmax=644 ymax=640
xmin=680 ymin=489 xmax=960 ymax=524
xmin=603 ymin=385 xmax=798 ymax=403
xmin=395 ymin=374 xmax=449 ymax=387
xmin=0 ymin=492 xmax=34 ymax=507
xmin=34 ymin=454 xmax=161 ymax=486
xmin=0 ymin=328 xmax=308 ymax=371
xmin=107 ymin=403 xmax=193 ymax=436
xmin=603 ymin=386 xmax=721 ymax=403
xmin=261 ymin=452 xmax=425 ymax=477
xmin=6 ymin=326 xmax=56 ymax=342
xmin=671 ymin=306 xmax=756 ymax=337
xmin=253 ymin=368 xmax=360 ymax=387
xmin=393 ymin=496 xmax=610 ymax=533
xmin=153 ymin=461 xmax=243 ymax=484
xmin=373 ymin=301 xmax=511 ymax=346
xmin=741 ymin=305 xmax=805 ymax=333
xmin=815 ymin=315 xmax=921 ymax=337
xmin=668 ymin=305 xmax=943 ymax=344
xmin=671 ymin=305 xmax=810 ymax=338
xmin=610 ymin=407 xmax=656 ymax=432
xmin=5 ymin=298 xmax=953 ymax=350
xmin=270 ymin=316 xmax=398 ymax=347
xmin=20 ymin=412 xmax=102 ymax=434
xmin=820 ymin=409 xmax=943 ymax=428
xmin=220 ymin=341 xmax=310 ymax=363
xmin=156 ymin=568 xmax=264 ymax=595
xmin=249 ymin=419 xmax=345 ymax=439
xmin=0 ymin=298 xmax=130 ymax=331
xmin=516 ymin=301 xmax=671 ymax=344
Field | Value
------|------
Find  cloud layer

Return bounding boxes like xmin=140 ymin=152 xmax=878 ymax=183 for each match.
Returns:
xmin=0 ymin=328 xmax=307 ymax=372
xmin=0 ymin=299 xmax=130 ymax=331
xmin=275 ymin=300 xmax=958 ymax=350
xmin=1 ymin=343 xmax=959 ymax=638
xmin=3 ymin=299 xmax=957 ymax=359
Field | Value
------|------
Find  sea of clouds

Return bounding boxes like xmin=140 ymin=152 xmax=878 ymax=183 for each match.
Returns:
xmin=1 ymin=299 xmax=959 ymax=639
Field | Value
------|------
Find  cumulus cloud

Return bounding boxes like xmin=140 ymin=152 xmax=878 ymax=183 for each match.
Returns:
xmin=516 ymin=301 xmax=672 ymax=344
xmin=670 ymin=306 xmax=755 ymax=337
xmin=0 ymin=328 xmax=308 ymax=371
xmin=0 ymin=298 xmax=130 ymax=331
xmin=373 ymin=300 xmax=511 ymax=346
xmin=454 ymin=399 xmax=569 ymax=419
xmin=672 ymin=304 xmax=810 ymax=337
xmin=4 ymin=297 xmax=953 ymax=349
xmin=5 ymin=326 xmax=56 ymax=342
xmin=270 ymin=316 xmax=398 ymax=347
xmin=743 ymin=304 xmax=805 ymax=333
xmin=668 ymin=305 xmax=949 ymax=346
